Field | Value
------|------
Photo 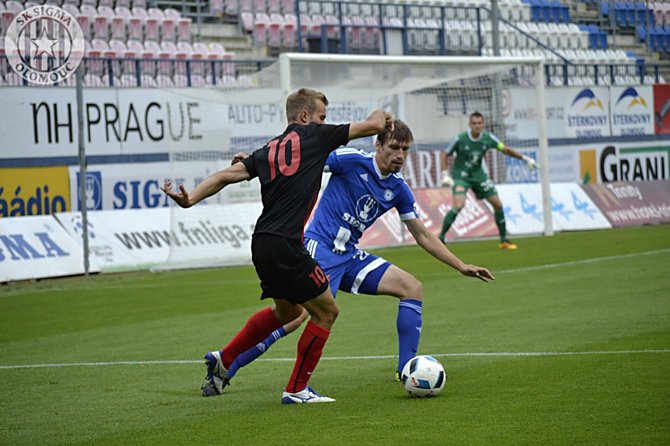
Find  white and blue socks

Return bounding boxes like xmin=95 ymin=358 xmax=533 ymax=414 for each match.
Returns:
xmin=226 ymin=326 xmax=288 ymax=380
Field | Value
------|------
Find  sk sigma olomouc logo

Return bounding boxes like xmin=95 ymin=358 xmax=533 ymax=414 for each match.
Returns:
xmin=4 ymin=5 xmax=85 ymax=85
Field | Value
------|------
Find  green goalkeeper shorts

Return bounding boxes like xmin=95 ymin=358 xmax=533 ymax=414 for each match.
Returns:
xmin=453 ymin=178 xmax=498 ymax=200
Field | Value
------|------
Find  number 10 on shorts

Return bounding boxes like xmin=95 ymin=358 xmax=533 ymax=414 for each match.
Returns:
xmin=309 ymin=265 xmax=327 ymax=287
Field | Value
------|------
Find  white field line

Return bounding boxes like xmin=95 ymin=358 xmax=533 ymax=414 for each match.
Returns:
xmin=1 ymin=349 xmax=669 ymax=370
xmin=496 ymin=248 xmax=670 ymax=274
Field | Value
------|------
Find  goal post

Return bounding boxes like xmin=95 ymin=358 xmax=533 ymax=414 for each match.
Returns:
xmin=277 ymin=52 xmax=552 ymax=237
xmin=158 ymin=54 xmax=551 ymax=271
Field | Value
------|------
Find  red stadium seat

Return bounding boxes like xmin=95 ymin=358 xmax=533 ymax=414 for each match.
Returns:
xmin=253 ymin=0 xmax=266 ymax=14
xmin=281 ymin=0 xmax=294 ymax=15
xmin=268 ymin=14 xmax=283 ymax=48
xmin=254 ymin=13 xmax=269 ymax=45
xmin=145 ymin=17 xmax=160 ymax=42
xmin=282 ymin=14 xmax=296 ymax=48
xmin=177 ymin=18 xmax=191 ymax=42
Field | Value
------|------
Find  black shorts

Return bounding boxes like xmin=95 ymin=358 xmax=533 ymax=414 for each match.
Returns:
xmin=251 ymin=233 xmax=330 ymax=304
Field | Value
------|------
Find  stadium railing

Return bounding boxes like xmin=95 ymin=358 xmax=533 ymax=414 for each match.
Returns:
xmin=1 ymin=53 xmax=667 ymax=88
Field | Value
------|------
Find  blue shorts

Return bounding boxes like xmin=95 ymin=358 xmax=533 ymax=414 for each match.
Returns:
xmin=304 ymin=237 xmax=391 ymax=297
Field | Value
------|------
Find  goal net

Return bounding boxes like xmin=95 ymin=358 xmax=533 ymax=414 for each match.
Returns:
xmin=158 ymin=53 xmax=550 ymax=270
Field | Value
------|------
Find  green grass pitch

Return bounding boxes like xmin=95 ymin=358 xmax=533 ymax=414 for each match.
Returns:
xmin=1 ymin=225 xmax=669 ymax=445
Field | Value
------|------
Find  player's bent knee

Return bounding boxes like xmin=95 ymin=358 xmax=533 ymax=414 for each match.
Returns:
xmin=310 ymin=308 xmax=338 ymax=329
xmin=406 ymin=279 xmax=424 ymax=300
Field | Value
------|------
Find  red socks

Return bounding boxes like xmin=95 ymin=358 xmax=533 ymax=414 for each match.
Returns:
xmin=221 ymin=307 xmax=281 ymax=368
xmin=285 ymin=321 xmax=330 ymax=393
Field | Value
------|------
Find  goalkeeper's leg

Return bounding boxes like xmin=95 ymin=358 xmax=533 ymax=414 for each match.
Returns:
xmin=486 ymin=194 xmax=517 ymax=250
xmin=439 ymin=190 xmax=466 ymax=242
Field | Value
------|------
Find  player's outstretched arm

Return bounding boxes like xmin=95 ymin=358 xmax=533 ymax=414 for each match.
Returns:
xmin=404 ymin=218 xmax=495 ymax=282
xmin=161 ymin=161 xmax=251 ymax=208
xmin=501 ymin=146 xmax=537 ymax=171
xmin=348 ymin=109 xmax=393 ymax=140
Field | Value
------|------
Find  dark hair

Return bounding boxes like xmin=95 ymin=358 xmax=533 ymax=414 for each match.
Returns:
xmin=377 ymin=119 xmax=414 ymax=145
xmin=469 ymin=111 xmax=484 ymax=121
xmin=286 ymin=88 xmax=329 ymax=121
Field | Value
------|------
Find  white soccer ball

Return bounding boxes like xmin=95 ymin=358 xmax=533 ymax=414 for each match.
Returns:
xmin=440 ymin=170 xmax=454 ymax=188
xmin=400 ymin=355 xmax=446 ymax=397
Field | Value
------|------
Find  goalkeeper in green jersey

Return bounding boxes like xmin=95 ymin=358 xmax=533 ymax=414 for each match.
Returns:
xmin=438 ymin=111 xmax=537 ymax=250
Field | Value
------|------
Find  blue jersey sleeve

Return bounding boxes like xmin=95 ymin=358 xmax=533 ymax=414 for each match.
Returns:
xmin=327 ymin=148 xmax=367 ymax=174
xmin=395 ymin=181 xmax=418 ymax=221
xmin=325 ymin=151 xmax=341 ymax=174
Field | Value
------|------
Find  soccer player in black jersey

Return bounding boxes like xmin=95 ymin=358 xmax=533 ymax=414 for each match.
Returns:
xmin=162 ymin=88 xmax=392 ymax=403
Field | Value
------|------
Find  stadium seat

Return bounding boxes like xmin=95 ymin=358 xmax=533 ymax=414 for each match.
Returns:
xmin=267 ymin=0 xmax=280 ymax=14
xmin=239 ymin=0 xmax=253 ymax=13
xmin=189 ymin=52 xmax=208 ymax=87
xmin=324 ymin=14 xmax=340 ymax=39
xmin=253 ymin=0 xmax=266 ymax=14
xmin=218 ymin=74 xmax=237 ymax=88
xmin=62 ymin=4 xmax=80 ymax=17
xmin=142 ymin=40 xmax=161 ymax=76
xmin=281 ymin=0 xmax=294 ymax=15
xmin=110 ymin=14 xmax=127 ymax=41
xmin=310 ymin=14 xmax=325 ymax=37
xmin=115 ymin=6 xmax=132 ymax=21
xmin=145 ymin=17 xmax=160 ymax=42
xmin=109 ymin=39 xmax=127 ymax=55
xmin=282 ymin=13 xmax=297 ymax=48
xmin=83 ymin=73 xmax=106 ymax=87
xmin=253 ymin=13 xmax=269 ymax=45
xmin=363 ymin=16 xmax=381 ymax=52
xmin=173 ymin=73 xmax=188 ymax=87
xmin=157 ymin=47 xmax=174 ymax=77
xmin=210 ymin=0 xmax=224 ymax=16
xmin=162 ymin=9 xmax=179 ymax=42
xmin=132 ymin=6 xmax=149 ymax=22
xmin=177 ymin=18 xmax=192 ymax=42
xmin=127 ymin=15 xmax=143 ymax=42
xmin=268 ymin=13 xmax=283 ymax=48
xmin=156 ymin=73 xmax=175 ymax=87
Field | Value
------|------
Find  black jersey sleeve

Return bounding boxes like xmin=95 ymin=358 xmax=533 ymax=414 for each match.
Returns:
xmin=316 ymin=123 xmax=350 ymax=149
xmin=241 ymin=151 xmax=259 ymax=180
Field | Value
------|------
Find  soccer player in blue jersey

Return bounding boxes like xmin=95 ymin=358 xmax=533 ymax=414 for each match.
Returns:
xmin=163 ymin=88 xmax=393 ymax=404
xmin=221 ymin=120 xmax=494 ymax=383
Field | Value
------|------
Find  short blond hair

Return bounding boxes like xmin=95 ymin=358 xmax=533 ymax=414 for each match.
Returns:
xmin=286 ymin=88 xmax=329 ymax=121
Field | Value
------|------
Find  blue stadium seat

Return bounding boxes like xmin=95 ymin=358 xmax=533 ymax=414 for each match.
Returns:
xmin=635 ymin=2 xmax=654 ymax=27
xmin=614 ymin=2 xmax=629 ymax=28
xmin=559 ymin=2 xmax=570 ymax=23
xmin=648 ymin=26 xmax=664 ymax=51
xmin=541 ymin=0 xmax=553 ymax=22
xmin=635 ymin=25 xmax=648 ymax=43
xmin=526 ymin=0 xmax=544 ymax=22
xmin=547 ymin=0 xmax=561 ymax=23
xmin=601 ymin=1 xmax=611 ymax=18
